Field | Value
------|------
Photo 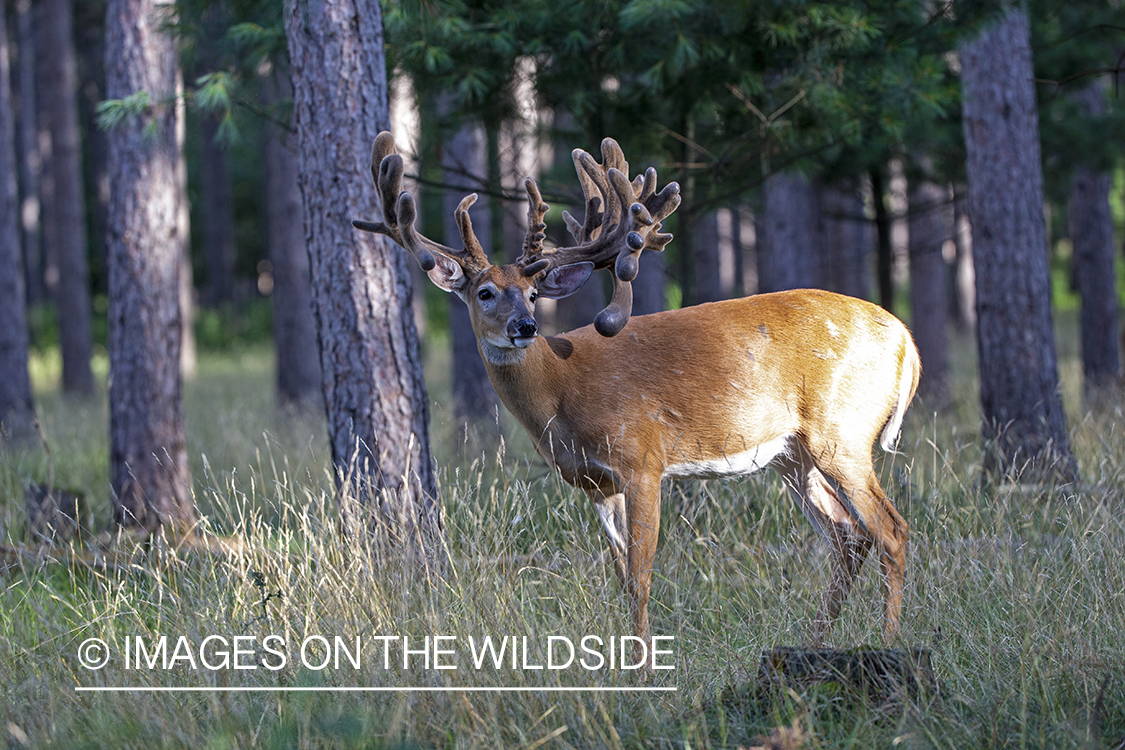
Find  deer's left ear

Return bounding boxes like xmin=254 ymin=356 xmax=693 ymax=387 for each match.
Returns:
xmin=426 ymin=252 xmax=467 ymax=294
xmin=538 ymin=262 xmax=594 ymax=299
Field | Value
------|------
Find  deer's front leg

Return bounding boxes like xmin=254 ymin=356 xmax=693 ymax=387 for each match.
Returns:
xmin=623 ymin=476 xmax=662 ymax=644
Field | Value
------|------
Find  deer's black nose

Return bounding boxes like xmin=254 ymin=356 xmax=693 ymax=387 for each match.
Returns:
xmin=510 ymin=317 xmax=538 ymax=340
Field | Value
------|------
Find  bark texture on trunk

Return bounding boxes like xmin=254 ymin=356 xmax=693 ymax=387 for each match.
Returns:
xmin=442 ymin=119 xmax=499 ymax=443
xmin=284 ymin=0 xmax=440 ymax=544
xmin=760 ymin=171 xmax=819 ymax=293
xmin=38 ymin=0 xmax=94 ymax=395
xmin=104 ymin=0 xmax=195 ymax=529
xmin=907 ymin=175 xmax=951 ymax=402
xmin=870 ymin=166 xmax=895 ymax=314
xmin=1067 ymin=83 xmax=1120 ymax=394
xmin=0 ymin=3 xmax=36 ymax=442
xmin=960 ymin=8 xmax=1076 ymax=481
xmin=262 ymin=70 xmax=320 ymax=408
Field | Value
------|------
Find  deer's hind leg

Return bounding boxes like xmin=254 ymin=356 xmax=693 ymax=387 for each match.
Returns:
xmin=777 ymin=444 xmax=875 ymax=645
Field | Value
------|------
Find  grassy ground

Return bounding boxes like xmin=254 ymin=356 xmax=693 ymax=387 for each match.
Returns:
xmin=2 ymin=327 xmax=1124 ymax=749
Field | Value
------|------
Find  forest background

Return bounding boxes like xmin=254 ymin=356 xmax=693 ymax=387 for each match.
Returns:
xmin=2 ymin=0 xmax=1125 ymax=747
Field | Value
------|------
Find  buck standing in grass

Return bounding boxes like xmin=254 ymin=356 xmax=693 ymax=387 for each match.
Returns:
xmin=355 ymin=132 xmax=921 ymax=646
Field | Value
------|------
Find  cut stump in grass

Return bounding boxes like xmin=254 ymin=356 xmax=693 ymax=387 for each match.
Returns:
xmin=759 ymin=646 xmax=937 ymax=703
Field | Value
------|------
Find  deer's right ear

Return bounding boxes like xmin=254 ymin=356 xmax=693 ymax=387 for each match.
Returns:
xmin=426 ymin=253 xmax=467 ymax=293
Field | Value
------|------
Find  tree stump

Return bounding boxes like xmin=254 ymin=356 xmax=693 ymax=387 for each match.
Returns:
xmin=759 ymin=646 xmax=936 ymax=702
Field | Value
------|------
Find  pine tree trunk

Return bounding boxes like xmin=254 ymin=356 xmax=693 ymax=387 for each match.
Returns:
xmin=104 ymin=0 xmax=195 ymax=530
xmin=870 ymin=165 xmax=895 ymax=314
xmin=442 ymin=118 xmax=499 ymax=444
xmin=284 ymin=0 xmax=440 ymax=546
xmin=760 ymin=171 xmax=819 ymax=293
xmin=632 ymin=249 xmax=666 ymax=315
xmin=175 ymin=72 xmax=197 ymax=381
xmin=262 ymin=70 xmax=320 ymax=408
xmin=0 ymin=4 xmax=35 ymax=442
xmin=819 ymin=183 xmax=870 ymax=300
xmin=960 ymin=8 xmax=1076 ymax=482
xmin=1067 ymin=83 xmax=1120 ymax=395
xmin=14 ymin=0 xmax=42 ymax=307
xmin=952 ymin=189 xmax=976 ymax=330
xmin=907 ymin=173 xmax=951 ymax=402
xmin=692 ymin=211 xmax=723 ymax=304
xmin=38 ymin=0 xmax=94 ymax=396
xmin=199 ymin=114 xmax=236 ymax=306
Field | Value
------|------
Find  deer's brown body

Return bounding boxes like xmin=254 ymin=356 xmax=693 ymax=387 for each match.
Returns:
xmin=355 ymin=132 xmax=920 ymax=647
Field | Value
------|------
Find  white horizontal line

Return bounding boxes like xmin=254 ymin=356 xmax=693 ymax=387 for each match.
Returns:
xmin=75 ymin=686 xmax=677 ymax=693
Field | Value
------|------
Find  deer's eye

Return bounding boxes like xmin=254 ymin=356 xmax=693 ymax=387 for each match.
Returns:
xmin=477 ymin=288 xmax=494 ymax=301
xmin=529 ymin=291 xmax=538 ymax=303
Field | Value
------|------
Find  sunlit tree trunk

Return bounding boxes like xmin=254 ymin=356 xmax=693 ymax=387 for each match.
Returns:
xmin=284 ymin=0 xmax=440 ymax=547
xmin=0 ymin=4 xmax=35 ymax=442
xmin=960 ymin=7 xmax=1076 ymax=482
xmin=38 ymin=0 xmax=94 ymax=396
xmin=105 ymin=0 xmax=195 ymax=530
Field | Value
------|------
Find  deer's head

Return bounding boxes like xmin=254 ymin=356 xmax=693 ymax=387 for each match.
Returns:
xmin=353 ymin=132 xmax=681 ymax=359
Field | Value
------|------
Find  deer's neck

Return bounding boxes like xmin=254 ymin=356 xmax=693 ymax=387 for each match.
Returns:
xmin=479 ymin=336 xmax=565 ymax=438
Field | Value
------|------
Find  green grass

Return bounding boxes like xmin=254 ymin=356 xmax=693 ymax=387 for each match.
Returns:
xmin=2 ymin=328 xmax=1124 ymax=749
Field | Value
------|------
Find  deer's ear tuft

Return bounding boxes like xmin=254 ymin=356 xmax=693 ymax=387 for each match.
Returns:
xmin=427 ymin=253 xmax=466 ymax=293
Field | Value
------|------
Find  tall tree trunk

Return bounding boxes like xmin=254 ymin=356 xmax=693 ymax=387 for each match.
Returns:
xmin=960 ymin=7 xmax=1076 ymax=482
xmin=105 ymin=0 xmax=194 ymax=530
xmin=199 ymin=114 xmax=236 ymax=306
xmin=907 ymin=171 xmax=951 ymax=403
xmin=1067 ymin=83 xmax=1120 ymax=396
xmin=632 ymin=249 xmax=666 ymax=315
xmin=0 ymin=3 xmax=35 ymax=442
xmin=176 ymin=70 xmax=196 ymax=381
xmin=760 ymin=171 xmax=819 ymax=293
xmin=692 ymin=211 xmax=722 ymax=303
xmin=442 ymin=117 xmax=500 ymax=445
xmin=262 ymin=69 xmax=319 ymax=408
xmin=74 ymin=0 xmax=109 ymax=295
xmin=951 ymin=188 xmax=976 ymax=330
xmin=38 ymin=0 xmax=94 ymax=396
xmin=819 ymin=183 xmax=870 ymax=299
xmin=284 ymin=0 xmax=440 ymax=547
xmin=870 ymin=165 xmax=895 ymax=314
xmin=14 ymin=0 xmax=42 ymax=307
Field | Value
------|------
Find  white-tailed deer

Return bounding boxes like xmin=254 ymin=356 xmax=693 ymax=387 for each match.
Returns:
xmin=354 ymin=132 xmax=920 ymax=645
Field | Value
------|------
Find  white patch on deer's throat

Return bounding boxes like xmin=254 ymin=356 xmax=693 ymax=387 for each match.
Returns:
xmin=663 ymin=435 xmax=791 ymax=479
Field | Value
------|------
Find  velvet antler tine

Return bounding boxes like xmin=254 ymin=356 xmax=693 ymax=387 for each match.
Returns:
xmin=594 ymin=273 xmax=633 ymax=338
xmin=522 ymin=178 xmax=549 ymax=260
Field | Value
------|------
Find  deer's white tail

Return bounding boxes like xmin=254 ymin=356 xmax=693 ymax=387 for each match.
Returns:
xmin=880 ymin=337 xmax=921 ymax=453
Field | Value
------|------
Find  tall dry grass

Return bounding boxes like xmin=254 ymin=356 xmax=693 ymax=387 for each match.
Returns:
xmin=1 ymin=334 xmax=1123 ymax=749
